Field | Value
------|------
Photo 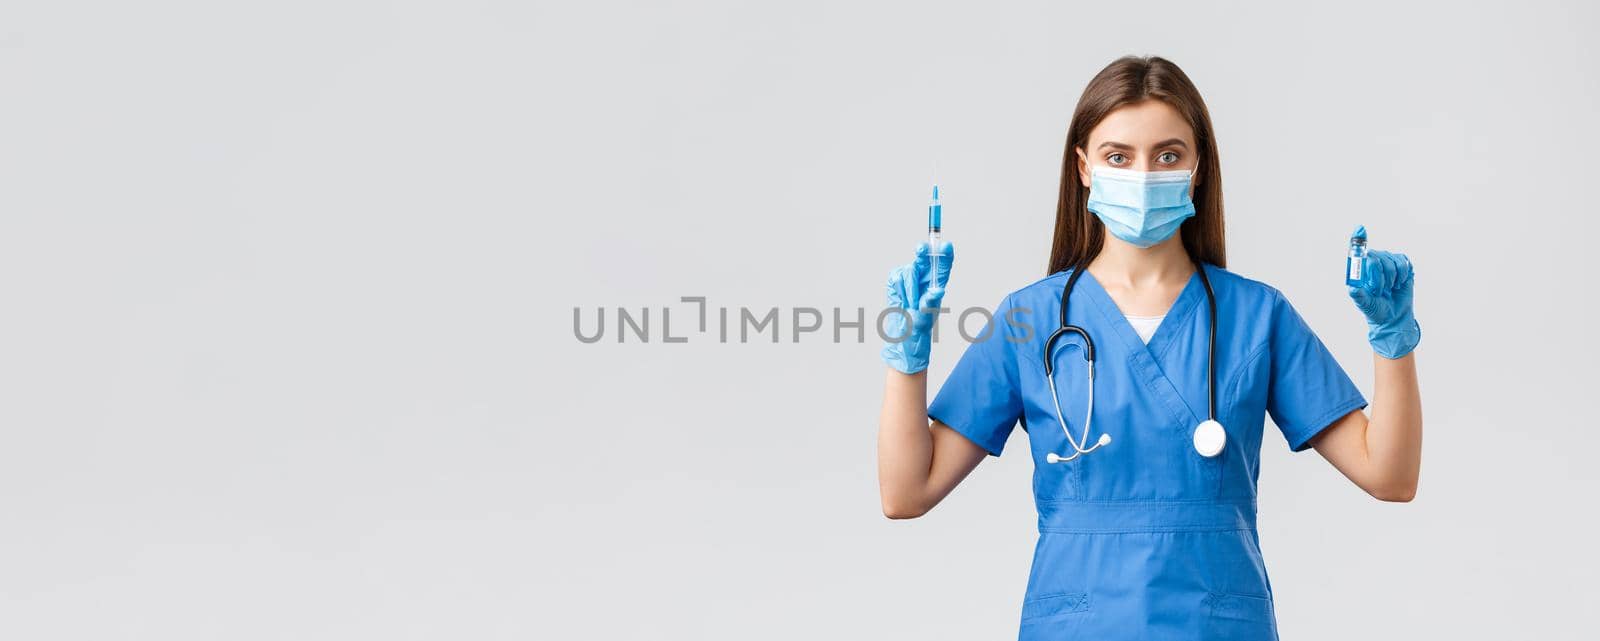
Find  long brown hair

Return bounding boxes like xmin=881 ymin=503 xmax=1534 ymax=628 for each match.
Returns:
xmin=1046 ymin=56 xmax=1226 ymax=275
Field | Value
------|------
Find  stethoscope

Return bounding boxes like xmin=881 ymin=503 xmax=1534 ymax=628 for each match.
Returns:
xmin=1042 ymin=261 xmax=1227 ymax=464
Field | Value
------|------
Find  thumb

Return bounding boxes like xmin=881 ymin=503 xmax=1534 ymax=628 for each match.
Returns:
xmin=917 ymin=285 xmax=947 ymax=320
xmin=1360 ymin=250 xmax=1395 ymax=294
xmin=1347 ymin=284 xmax=1380 ymax=317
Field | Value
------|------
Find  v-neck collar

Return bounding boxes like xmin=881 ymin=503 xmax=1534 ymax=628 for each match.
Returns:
xmin=1074 ymin=265 xmax=1212 ymax=430
xmin=1078 ymin=265 xmax=1206 ymax=362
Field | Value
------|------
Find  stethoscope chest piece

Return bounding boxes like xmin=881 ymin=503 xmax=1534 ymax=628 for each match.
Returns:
xmin=1193 ymin=419 xmax=1226 ymax=458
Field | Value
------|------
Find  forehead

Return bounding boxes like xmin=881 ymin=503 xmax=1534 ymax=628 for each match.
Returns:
xmin=1087 ymin=99 xmax=1195 ymax=147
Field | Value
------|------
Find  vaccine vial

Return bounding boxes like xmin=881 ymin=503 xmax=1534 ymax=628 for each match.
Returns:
xmin=1345 ymin=225 xmax=1368 ymax=287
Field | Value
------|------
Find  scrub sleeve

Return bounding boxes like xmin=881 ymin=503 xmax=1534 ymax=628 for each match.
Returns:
xmin=1266 ymin=289 xmax=1369 ymax=451
xmin=928 ymin=294 xmax=1024 ymax=457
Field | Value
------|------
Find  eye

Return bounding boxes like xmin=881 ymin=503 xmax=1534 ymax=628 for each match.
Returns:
xmin=1107 ymin=153 xmax=1128 ymax=166
xmin=1157 ymin=151 xmax=1179 ymax=164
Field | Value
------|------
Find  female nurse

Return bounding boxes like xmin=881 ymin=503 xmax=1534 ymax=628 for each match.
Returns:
xmin=877 ymin=56 xmax=1423 ymax=640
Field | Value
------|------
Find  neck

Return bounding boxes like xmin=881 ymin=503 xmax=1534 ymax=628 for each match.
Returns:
xmin=1087 ymin=234 xmax=1195 ymax=290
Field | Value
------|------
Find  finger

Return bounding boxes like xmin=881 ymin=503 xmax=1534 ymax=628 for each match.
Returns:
xmin=1381 ymin=251 xmax=1406 ymax=292
xmin=903 ymin=263 xmax=926 ymax=309
xmin=918 ymin=285 xmax=946 ymax=314
xmin=1363 ymin=250 xmax=1388 ymax=290
xmin=885 ymin=266 xmax=908 ymax=308
xmin=1363 ymin=251 xmax=1394 ymax=293
xmin=932 ymin=241 xmax=955 ymax=289
xmin=909 ymin=242 xmax=931 ymax=284
xmin=882 ymin=304 xmax=909 ymax=341
xmin=893 ymin=264 xmax=921 ymax=310
xmin=915 ymin=285 xmax=946 ymax=332
xmin=1347 ymin=280 xmax=1372 ymax=302
xmin=1391 ymin=252 xmax=1414 ymax=289
xmin=1347 ymin=285 xmax=1379 ymax=316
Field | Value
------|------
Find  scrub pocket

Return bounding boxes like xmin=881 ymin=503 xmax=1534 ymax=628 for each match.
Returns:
xmin=1020 ymin=591 xmax=1090 ymax=623
xmin=1202 ymin=592 xmax=1276 ymax=641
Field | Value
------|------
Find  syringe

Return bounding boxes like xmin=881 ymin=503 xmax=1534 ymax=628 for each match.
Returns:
xmin=928 ymin=185 xmax=943 ymax=277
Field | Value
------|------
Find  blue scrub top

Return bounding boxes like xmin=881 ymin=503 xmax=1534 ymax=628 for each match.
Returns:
xmin=928 ymin=263 xmax=1366 ymax=640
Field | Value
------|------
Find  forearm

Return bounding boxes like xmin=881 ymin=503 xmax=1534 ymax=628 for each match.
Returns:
xmin=1364 ymin=351 xmax=1423 ymax=498
xmin=878 ymin=368 xmax=935 ymax=517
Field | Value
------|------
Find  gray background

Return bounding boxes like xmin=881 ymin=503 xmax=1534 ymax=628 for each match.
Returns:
xmin=2 ymin=1 xmax=1596 ymax=639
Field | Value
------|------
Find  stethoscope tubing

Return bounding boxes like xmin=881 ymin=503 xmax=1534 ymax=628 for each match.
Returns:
xmin=1044 ymin=260 xmax=1218 ymax=461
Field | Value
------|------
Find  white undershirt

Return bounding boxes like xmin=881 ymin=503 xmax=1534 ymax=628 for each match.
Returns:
xmin=1125 ymin=314 xmax=1166 ymax=344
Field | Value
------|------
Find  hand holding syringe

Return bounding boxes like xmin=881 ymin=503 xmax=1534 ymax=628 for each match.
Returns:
xmin=879 ymin=185 xmax=955 ymax=375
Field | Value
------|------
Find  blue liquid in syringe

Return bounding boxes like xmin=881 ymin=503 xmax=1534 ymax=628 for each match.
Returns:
xmin=928 ymin=185 xmax=944 ymax=273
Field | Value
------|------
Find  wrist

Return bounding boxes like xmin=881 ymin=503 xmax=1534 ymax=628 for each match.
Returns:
xmin=1368 ymin=316 xmax=1421 ymax=359
xmin=881 ymin=340 xmax=931 ymax=374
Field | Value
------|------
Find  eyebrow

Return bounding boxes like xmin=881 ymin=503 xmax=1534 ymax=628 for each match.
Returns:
xmin=1095 ymin=138 xmax=1190 ymax=151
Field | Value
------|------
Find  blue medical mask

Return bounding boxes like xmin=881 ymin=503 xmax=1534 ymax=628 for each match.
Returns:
xmin=1085 ymin=165 xmax=1198 ymax=248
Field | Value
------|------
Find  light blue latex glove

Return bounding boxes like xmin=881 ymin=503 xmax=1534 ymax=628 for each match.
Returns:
xmin=1347 ymin=248 xmax=1421 ymax=359
xmin=881 ymin=241 xmax=955 ymax=374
